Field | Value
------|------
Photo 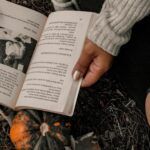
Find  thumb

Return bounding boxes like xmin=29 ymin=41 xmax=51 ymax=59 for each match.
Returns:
xmin=72 ymin=41 xmax=94 ymax=80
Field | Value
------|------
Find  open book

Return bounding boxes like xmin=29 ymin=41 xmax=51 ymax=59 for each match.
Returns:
xmin=0 ymin=0 xmax=96 ymax=116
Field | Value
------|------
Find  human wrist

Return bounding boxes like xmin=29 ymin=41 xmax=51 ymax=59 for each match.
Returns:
xmin=88 ymin=32 xmax=121 ymax=56
xmin=87 ymin=12 xmax=131 ymax=56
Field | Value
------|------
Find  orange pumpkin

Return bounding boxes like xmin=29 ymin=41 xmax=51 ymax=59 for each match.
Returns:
xmin=10 ymin=110 xmax=71 ymax=150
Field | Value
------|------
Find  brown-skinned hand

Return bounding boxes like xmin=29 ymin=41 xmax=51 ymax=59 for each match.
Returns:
xmin=72 ymin=38 xmax=114 ymax=87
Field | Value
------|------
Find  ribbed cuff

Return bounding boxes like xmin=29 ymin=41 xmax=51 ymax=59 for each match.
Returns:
xmin=87 ymin=13 xmax=131 ymax=56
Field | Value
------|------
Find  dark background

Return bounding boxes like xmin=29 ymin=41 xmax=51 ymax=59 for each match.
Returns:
xmin=77 ymin=0 xmax=150 ymax=112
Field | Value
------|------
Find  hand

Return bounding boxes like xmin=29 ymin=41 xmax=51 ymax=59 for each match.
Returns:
xmin=145 ymin=93 xmax=150 ymax=126
xmin=72 ymin=39 xmax=114 ymax=87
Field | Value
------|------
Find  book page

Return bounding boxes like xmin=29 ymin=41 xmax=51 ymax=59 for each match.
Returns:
xmin=0 ymin=0 xmax=47 ymax=108
xmin=17 ymin=11 xmax=92 ymax=115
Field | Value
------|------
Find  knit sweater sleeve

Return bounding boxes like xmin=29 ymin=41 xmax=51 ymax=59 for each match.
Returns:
xmin=88 ymin=0 xmax=150 ymax=56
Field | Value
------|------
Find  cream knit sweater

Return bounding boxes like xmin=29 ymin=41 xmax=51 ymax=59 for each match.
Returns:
xmin=52 ymin=0 xmax=150 ymax=56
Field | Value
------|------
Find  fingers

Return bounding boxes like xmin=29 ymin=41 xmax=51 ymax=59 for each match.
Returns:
xmin=72 ymin=39 xmax=113 ymax=87
xmin=72 ymin=40 xmax=95 ymax=80
xmin=81 ymin=56 xmax=106 ymax=87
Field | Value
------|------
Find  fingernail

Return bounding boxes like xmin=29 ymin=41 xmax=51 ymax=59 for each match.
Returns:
xmin=73 ymin=70 xmax=81 ymax=81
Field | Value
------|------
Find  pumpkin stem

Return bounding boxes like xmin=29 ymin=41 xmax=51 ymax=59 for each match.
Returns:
xmin=40 ymin=122 xmax=49 ymax=136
